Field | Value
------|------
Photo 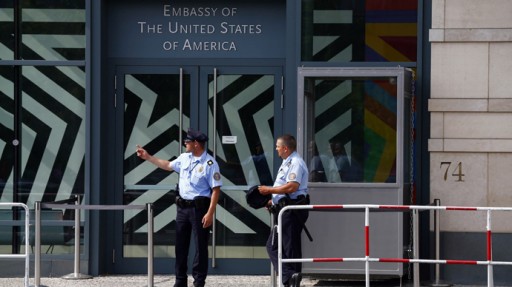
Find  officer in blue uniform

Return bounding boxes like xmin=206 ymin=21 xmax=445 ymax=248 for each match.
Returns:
xmin=136 ymin=129 xmax=222 ymax=287
xmin=258 ymin=134 xmax=309 ymax=287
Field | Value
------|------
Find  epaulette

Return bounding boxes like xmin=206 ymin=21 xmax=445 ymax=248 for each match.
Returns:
xmin=207 ymin=160 xmax=213 ymax=166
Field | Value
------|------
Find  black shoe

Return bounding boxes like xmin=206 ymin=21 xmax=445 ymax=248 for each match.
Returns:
xmin=290 ymin=273 xmax=302 ymax=287
xmin=193 ymin=282 xmax=205 ymax=287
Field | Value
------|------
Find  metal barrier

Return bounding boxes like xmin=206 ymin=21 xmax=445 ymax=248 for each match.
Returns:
xmin=32 ymin=201 xmax=155 ymax=287
xmin=0 ymin=202 xmax=30 ymax=287
xmin=276 ymin=204 xmax=512 ymax=287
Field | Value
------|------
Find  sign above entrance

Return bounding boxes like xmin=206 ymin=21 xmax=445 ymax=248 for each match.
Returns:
xmin=108 ymin=0 xmax=286 ymax=58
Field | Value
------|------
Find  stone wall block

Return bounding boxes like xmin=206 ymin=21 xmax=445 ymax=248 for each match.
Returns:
xmin=431 ymin=43 xmax=488 ymax=99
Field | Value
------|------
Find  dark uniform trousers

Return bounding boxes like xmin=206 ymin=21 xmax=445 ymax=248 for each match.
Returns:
xmin=174 ymin=202 xmax=210 ymax=287
xmin=267 ymin=206 xmax=309 ymax=285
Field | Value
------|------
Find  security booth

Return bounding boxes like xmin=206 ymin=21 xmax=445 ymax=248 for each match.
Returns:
xmin=297 ymin=67 xmax=414 ymax=278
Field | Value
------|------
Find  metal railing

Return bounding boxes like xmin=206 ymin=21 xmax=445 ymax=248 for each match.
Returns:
xmin=0 ymin=202 xmax=30 ymax=287
xmin=276 ymin=204 xmax=512 ymax=287
xmin=32 ymin=200 xmax=155 ymax=287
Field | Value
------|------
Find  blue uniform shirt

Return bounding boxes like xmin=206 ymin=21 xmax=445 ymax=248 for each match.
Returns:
xmin=272 ymin=151 xmax=308 ymax=205
xmin=170 ymin=151 xmax=222 ymax=200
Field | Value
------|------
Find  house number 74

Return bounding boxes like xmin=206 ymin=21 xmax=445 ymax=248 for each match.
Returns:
xmin=440 ymin=162 xmax=465 ymax=182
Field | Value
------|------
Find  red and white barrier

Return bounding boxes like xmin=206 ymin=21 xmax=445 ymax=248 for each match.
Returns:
xmin=276 ymin=204 xmax=512 ymax=287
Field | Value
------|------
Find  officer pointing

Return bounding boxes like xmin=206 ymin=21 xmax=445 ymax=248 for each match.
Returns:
xmin=136 ymin=128 xmax=222 ymax=287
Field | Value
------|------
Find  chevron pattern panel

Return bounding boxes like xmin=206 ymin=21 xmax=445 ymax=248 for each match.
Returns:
xmin=364 ymin=0 xmax=417 ymax=62
xmin=0 ymin=2 xmax=86 ymax=207
xmin=123 ymin=73 xmax=187 ymax=246
xmin=302 ymin=0 xmax=417 ymax=62
xmin=209 ymin=74 xmax=275 ymax=247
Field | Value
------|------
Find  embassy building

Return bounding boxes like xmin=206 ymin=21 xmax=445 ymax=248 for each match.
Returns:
xmin=2 ymin=0 xmax=512 ymax=285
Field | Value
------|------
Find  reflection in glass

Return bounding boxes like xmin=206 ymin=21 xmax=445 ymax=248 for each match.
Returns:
xmin=304 ymin=77 xmax=397 ymax=183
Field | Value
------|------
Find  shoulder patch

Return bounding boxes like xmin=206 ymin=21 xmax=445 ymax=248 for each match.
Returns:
xmin=213 ymin=172 xmax=221 ymax=180
xmin=207 ymin=160 xmax=214 ymax=166
xmin=289 ymin=173 xmax=297 ymax=180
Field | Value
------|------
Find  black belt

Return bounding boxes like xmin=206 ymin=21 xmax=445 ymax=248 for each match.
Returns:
xmin=176 ymin=197 xmax=195 ymax=208
xmin=176 ymin=196 xmax=211 ymax=209
xmin=269 ymin=194 xmax=313 ymax=242
xmin=269 ymin=195 xmax=309 ymax=214
xmin=292 ymin=194 xmax=308 ymax=204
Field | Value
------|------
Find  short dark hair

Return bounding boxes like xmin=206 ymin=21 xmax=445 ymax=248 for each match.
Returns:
xmin=278 ymin=134 xmax=296 ymax=151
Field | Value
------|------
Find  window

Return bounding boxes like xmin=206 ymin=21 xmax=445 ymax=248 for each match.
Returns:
xmin=0 ymin=0 xmax=86 ymax=254
xmin=299 ymin=68 xmax=413 ymax=184
xmin=301 ymin=0 xmax=418 ymax=62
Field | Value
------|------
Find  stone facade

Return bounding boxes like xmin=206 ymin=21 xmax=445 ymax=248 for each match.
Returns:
xmin=429 ymin=0 xmax=512 ymax=233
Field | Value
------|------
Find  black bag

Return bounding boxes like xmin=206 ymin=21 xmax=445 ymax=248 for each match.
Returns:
xmin=245 ymin=185 xmax=271 ymax=209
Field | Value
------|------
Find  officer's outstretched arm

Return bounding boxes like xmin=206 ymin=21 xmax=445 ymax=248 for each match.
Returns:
xmin=136 ymin=145 xmax=173 ymax=171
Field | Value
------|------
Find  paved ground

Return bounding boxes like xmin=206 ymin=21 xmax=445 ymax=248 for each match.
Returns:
xmin=0 ymin=275 xmax=482 ymax=287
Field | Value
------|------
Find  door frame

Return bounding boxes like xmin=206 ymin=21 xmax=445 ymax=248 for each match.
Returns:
xmin=109 ymin=64 xmax=284 ymax=274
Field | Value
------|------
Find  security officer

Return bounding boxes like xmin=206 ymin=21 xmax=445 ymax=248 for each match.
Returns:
xmin=258 ymin=134 xmax=309 ymax=287
xmin=136 ymin=128 xmax=222 ymax=287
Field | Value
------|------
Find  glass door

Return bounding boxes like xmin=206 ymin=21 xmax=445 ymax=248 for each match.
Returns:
xmin=114 ymin=65 xmax=282 ymax=274
xmin=114 ymin=66 xmax=196 ymax=273
xmin=201 ymin=67 xmax=282 ymax=273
